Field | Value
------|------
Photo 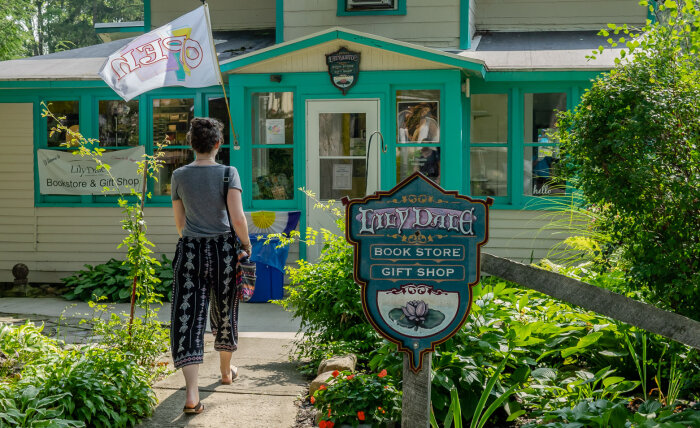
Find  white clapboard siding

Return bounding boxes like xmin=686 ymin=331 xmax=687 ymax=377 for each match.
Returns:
xmin=284 ymin=0 xmax=460 ymax=48
xmin=475 ymin=0 xmax=646 ymax=31
xmin=231 ymin=39 xmax=457 ymax=74
xmin=150 ymin=0 xmax=275 ymax=31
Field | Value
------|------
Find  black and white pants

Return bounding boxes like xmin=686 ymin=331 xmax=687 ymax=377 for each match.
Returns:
xmin=170 ymin=233 xmax=240 ymax=369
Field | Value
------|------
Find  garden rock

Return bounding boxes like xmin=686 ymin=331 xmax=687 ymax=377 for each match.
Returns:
xmin=317 ymin=354 xmax=356 ymax=375
xmin=309 ymin=371 xmax=337 ymax=397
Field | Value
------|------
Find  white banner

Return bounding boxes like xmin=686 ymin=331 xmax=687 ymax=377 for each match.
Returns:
xmin=98 ymin=5 xmax=221 ymax=101
xmin=38 ymin=146 xmax=145 ymax=195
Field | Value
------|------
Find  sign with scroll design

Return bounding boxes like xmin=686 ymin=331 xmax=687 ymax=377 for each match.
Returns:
xmin=344 ymin=172 xmax=491 ymax=372
xmin=325 ymin=47 xmax=360 ymax=95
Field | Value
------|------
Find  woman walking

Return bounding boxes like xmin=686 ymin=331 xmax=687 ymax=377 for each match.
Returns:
xmin=170 ymin=117 xmax=252 ymax=414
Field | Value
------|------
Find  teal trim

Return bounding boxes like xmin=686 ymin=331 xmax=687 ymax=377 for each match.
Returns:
xmin=460 ymin=0 xmax=471 ymax=50
xmin=510 ymin=87 xmax=522 ymax=207
xmin=276 ymin=0 xmax=284 ymax=44
xmin=94 ymin=24 xmax=145 ymax=34
xmin=220 ymin=29 xmax=486 ymax=77
xmin=336 ymin=0 xmax=406 ymax=16
xmin=486 ymin=70 xmax=604 ymax=82
xmin=647 ymin=0 xmax=657 ymax=24
xmin=143 ymin=0 xmax=151 ymax=31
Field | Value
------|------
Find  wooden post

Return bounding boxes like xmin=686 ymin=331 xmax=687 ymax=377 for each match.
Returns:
xmin=402 ymin=353 xmax=431 ymax=428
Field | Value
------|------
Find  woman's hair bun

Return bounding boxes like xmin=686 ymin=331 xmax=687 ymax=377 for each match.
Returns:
xmin=187 ymin=117 xmax=224 ymax=153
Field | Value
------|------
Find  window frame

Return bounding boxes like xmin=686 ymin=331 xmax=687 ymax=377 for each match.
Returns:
xmin=336 ymin=0 xmax=407 ymax=16
xmin=245 ymin=87 xmax=299 ymax=210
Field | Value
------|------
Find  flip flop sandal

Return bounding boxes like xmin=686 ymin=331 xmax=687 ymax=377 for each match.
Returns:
xmin=183 ymin=402 xmax=204 ymax=414
xmin=221 ymin=366 xmax=238 ymax=385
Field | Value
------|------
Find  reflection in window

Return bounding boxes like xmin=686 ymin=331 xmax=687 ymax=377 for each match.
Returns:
xmin=346 ymin=0 xmax=397 ymax=11
xmin=523 ymin=93 xmax=567 ymax=196
xmin=99 ymin=100 xmax=139 ymax=147
xmin=252 ymin=148 xmax=293 ymax=200
xmin=153 ymin=98 xmax=194 ymax=146
xmin=319 ymin=113 xmax=366 ymax=156
xmin=46 ymin=101 xmax=79 ymax=148
xmin=154 ymin=149 xmax=193 ymax=196
xmin=471 ymin=94 xmax=508 ymax=143
xmin=397 ymin=147 xmax=440 ymax=184
xmin=470 ymin=148 xmax=508 ymax=196
xmin=252 ymin=92 xmax=293 ymax=146
xmin=208 ymin=97 xmax=230 ymax=147
xmin=397 ymin=90 xmax=440 ymax=144
xmin=524 ymin=146 xmax=565 ymax=196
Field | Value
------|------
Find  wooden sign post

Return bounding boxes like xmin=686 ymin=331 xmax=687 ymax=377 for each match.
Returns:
xmin=344 ymin=172 xmax=491 ymax=427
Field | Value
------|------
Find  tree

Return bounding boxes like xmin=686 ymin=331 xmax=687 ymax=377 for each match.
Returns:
xmin=0 ymin=0 xmax=32 ymax=60
xmin=1 ymin=0 xmax=144 ymax=59
xmin=556 ymin=1 xmax=700 ymax=318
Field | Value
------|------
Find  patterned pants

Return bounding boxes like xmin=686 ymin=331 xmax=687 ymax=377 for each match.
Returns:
xmin=170 ymin=233 xmax=240 ymax=369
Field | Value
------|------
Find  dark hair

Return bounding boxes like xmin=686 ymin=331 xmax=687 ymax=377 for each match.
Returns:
xmin=187 ymin=117 xmax=224 ymax=153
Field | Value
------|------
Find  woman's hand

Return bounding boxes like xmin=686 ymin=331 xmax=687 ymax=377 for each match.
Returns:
xmin=242 ymin=242 xmax=253 ymax=257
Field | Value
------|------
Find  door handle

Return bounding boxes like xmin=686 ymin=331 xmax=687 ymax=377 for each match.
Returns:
xmin=368 ymin=131 xmax=387 ymax=153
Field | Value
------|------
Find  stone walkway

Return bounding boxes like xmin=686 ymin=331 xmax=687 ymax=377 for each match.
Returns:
xmin=0 ymin=297 xmax=309 ymax=427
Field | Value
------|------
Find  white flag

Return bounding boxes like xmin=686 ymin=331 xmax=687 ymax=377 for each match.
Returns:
xmin=98 ymin=5 xmax=221 ymax=101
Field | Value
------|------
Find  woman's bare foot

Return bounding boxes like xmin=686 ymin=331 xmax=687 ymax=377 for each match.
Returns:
xmin=221 ymin=365 xmax=238 ymax=385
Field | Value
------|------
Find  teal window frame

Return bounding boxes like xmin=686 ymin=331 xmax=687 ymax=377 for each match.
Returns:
xmin=391 ymin=85 xmax=445 ymax=186
xmin=245 ymin=87 xmax=299 ymax=211
xmin=468 ymin=89 xmax=512 ymax=206
xmin=337 ymin=0 xmax=406 ymax=16
xmin=34 ymin=86 xmax=228 ymax=207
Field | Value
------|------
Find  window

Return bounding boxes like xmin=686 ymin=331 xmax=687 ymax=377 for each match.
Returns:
xmin=396 ymin=89 xmax=441 ymax=184
xmin=470 ymin=94 xmax=508 ymax=197
xmin=338 ymin=0 xmax=406 ymax=15
xmin=98 ymin=100 xmax=139 ymax=147
xmin=251 ymin=92 xmax=294 ymax=201
xmin=523 ymin=93 xmax=567 ymax=197
xmin=46 ymin=101 xmax=79 ymax=148
xmin=152 ymin=98 xmax=194 ymax=196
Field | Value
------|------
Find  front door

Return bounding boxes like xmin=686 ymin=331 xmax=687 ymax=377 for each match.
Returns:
xmin=306 ymin=99 xmax=380 ymax=260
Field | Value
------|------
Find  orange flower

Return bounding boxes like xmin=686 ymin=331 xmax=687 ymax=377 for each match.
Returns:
xmin=310 ymin=396 xmax=316 ymax=404
xmin=328 ymin=408 xmax=332 ymax=418
xmin=378 ymin=369 xmax=387 ymax=378
xmin=332 ymin=370 xmax=340 ymax=378
xmin=346 ymin=374 xmax=355 ymax=380
xmin=319 ymin=384 xmax=327 ymax=391
xmin=357 ymin=411 xmax=366 ymax=421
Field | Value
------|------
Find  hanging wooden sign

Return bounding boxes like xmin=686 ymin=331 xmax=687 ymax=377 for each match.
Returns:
xmin=344 ymin=172 xmax=492 ymax=372
xmin=325 ymin=47 xmax=360 ymax=95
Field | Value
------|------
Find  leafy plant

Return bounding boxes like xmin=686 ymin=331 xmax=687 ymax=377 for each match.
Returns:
xmin=312 ymin=369 xmax=401 ymax=427
xmin=555 ymin=0 xmax=700 ymax=318
xmin=0 ymin=322 xmax=60 ymax=378
xmin=0 ymin=385 xmax=83 ymax=428
xmin=62 ymin=255 xmax=173 ymax=303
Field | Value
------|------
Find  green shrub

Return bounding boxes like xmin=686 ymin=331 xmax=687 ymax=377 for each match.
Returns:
xmin=274 ymin=229 xmax=382 ymax=374
xmin=555 ymin=1 xmax=700 ymax=318
xmin=62 ymin=255 xmax=173 ymax=303
xmin=0 ymin=385 xmax=83 ymax=428
xmin=0 ymin=322 xmax=60 ymax=378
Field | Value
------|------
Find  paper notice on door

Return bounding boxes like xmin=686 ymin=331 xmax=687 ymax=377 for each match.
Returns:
xmin=265 ymin=119 xmax=285 ymax=144
xmin=333 ymin=164 xmax=353 ymax=190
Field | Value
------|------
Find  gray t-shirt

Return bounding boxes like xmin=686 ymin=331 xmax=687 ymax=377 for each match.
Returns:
xmin=171 ymin=164 xmax=242 ymax=238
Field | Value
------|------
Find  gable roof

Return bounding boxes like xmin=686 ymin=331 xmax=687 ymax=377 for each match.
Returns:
xmin=219 ymin=27 xmax=487 ymax=78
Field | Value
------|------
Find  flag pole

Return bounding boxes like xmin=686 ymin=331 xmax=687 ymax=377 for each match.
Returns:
xmin=203 ymin=1 xmax=240 ymax=150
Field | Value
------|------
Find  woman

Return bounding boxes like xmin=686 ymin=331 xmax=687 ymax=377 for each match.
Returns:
xmin=170 ymin=117 xmax=252 ymax=414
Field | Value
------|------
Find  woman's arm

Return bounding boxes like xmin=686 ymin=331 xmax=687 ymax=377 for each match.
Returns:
xmin=173 ymin=199 xmax=186 ymax=237
xmin=227 ymin=188 xmax=252 ymax=254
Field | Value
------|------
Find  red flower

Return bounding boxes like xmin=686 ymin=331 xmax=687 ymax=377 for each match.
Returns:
xmin=326 ymin=422 xmax=335 ymax=428
xmin=328 ymin=408 xmax=332 ymax=418
xmin=319 ymin=384 xmax=327 ymax=391
xmin=310 ymin=396 xmax=316 ymax=404
xmin=357 ymin=411 xmax=366 ymax=421
xmin=332 ymin=370 xmax=340 ymax=378
xmin=378 ymin=369 xmax=387 ymax=378
xmin=319 ymin=421 xmax=326 ymax=428
xmin=346 ymin=374 xmax=355 ymax=380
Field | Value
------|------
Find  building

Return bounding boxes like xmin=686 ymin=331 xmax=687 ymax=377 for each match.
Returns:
xmin=0 ymin=0 xmax=647 ymax=282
